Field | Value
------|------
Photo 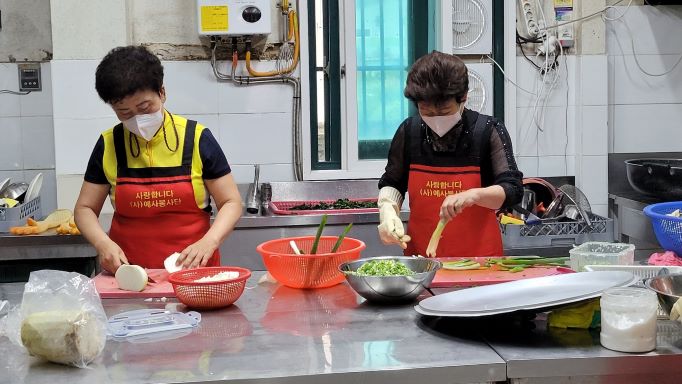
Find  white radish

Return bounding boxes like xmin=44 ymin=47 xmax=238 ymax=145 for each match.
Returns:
xmin=164 ymin=252 xmax=183 ymax=273
xmin=115 ymin=264 xmax=148 ymax=292
xmin=194 ymin=271 xmax=240 ymax=283
xmin=21 ymin=310 xmax=105 ymax=366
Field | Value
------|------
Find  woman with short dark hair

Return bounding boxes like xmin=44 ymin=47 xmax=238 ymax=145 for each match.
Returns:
xmin=75 ymin=46 xmax=242 ymax=272
xmin=377 ymin=51 xmax=523 ymax=257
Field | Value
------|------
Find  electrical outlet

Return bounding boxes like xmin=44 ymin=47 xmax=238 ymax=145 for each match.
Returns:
xmin=18 ymin=63 xmax=41 ymax=92
xmin=518 ymin=0 xmax=540 ymax=38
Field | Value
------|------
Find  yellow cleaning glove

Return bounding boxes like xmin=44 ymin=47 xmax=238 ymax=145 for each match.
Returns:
xmin=548 ymin=298 xmax=601 ymax=329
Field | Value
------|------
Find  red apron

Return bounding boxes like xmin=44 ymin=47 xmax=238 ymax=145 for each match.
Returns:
xmin=403 ymin=112 xmax=503 ymax=258
xmin=404 ymin=164 xmax=503 ymax=257
xmin=108 ymin=120 xmax=220 ymax=268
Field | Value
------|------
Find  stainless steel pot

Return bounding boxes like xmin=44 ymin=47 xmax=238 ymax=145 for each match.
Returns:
xmin=523 ymin=177 xmax=560 ymax=210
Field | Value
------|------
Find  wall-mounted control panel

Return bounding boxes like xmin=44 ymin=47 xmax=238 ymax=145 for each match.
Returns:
xmin=197 ymin=0 xmax=271 ymax=36
xmin=18 ymin=63 xmax=41 ymax=92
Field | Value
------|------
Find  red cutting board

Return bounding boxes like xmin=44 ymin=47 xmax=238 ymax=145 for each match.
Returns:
xmin=431 ymin=257 xmax=574 ymax=288
xmin=94 ymin=269 xmax=176 ymax=298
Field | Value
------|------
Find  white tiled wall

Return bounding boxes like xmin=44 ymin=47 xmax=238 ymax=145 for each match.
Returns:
xmin=581 ymin=105 xmax=608 ymax=156
xmin=0 ymin=117 xmax=21 ymax=169
xmin=579 ymin=155 xmax=608 ymax=205
xmin=0 ymin=63 xmax=57 ymax=215
xmin=50 ymin=0 xmax=128 ymax=60
xmin=576 ymin=55 xmax=609 ymax=210
xmin=580 ymin=56 xmax=608 ymax=106
xmin=606 ymin=5 xmax=682 ymax=154
xmin=513 ymin=56 xmax=580 ymax=178
xmin=538 ymin=156 xmax=575 ymax=178
xmin=512 ymin=51 xmax=609 ymax=210
xmin=516 ymin=156 xmax=539 ymax=178
xmin=52 ymin=60 xmax=298 ymax=213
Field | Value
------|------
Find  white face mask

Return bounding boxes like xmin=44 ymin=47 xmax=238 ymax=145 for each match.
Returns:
xmin=421 ymin=110 xmax=462 ymax=137
xmin=123 ymin=108 xmax=164 ymax=141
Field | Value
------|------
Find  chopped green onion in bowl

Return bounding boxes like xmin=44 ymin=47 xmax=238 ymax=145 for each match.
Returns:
xmin=350 ymin=259 xmax=415 ymax=277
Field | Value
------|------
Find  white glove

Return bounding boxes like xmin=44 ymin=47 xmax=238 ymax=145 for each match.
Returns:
xmin=377 ymin=187 xmax=410 ymax=249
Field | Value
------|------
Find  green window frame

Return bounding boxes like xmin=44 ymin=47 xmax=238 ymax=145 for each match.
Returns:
xmin=308 ymin=0 xmax=342 ymax=170
xmin=308 ymin=0 xmax=433 ymax=170
xmin=492 ymin=0 xmax=505 ymax=120
xmin=308 ymin=0 xmax=505 ymax=171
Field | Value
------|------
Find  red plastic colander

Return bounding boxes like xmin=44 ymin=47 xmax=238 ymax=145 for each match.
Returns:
xmin=168 ymin=266 xmax=251 ymax=309
xmin=256 ymin=236 xmax=366 ymax=289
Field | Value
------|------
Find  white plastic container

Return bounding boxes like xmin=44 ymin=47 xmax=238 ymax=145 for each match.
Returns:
xmin=584 ymin=265 xmax=682 ymax=317
xmin=569 ymin=242 xmax=635 ymax=272
xmin=600 ymin=287 xmax=658 ymax=353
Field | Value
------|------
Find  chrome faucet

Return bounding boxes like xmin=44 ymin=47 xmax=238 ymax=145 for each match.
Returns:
xmin=245 ymin=164 xmax=260 ymax=214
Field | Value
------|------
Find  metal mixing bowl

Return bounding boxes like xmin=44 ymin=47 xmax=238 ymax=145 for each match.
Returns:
xmin=339 ymin=256 xmax=442 ymax=304
xmin=644 ymin=273 xmax=682 ymax=316
xmin=0 ymin=182 xmax=28 ymax=201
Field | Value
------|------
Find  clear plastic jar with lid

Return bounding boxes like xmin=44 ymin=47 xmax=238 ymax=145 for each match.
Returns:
xmin=600 ymin=287 xmax=658 ymax=353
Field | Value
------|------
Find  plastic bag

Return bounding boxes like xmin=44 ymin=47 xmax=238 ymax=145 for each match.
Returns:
xmin=5 ymin=270 xmax=107 ymax=368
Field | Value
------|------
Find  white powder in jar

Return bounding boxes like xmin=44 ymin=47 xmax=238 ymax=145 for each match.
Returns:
xmin=600 ymin=287 xmax=658 ymax=353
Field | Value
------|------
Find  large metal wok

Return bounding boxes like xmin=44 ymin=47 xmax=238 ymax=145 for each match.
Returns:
xmin=625 ymin=159 xmax=682 ymax=200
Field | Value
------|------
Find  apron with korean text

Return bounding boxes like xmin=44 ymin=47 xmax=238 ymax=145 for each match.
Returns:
xmin=108 ymin=120 xmax=220 ymax=268
xmin=404 ymin=114 xmax=503 ymax=257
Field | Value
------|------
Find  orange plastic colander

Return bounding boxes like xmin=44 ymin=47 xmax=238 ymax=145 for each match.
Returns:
xmin=256 ymin=236 xmax=366 ymax=288
xmin=168 ymin=266 xmax=251 ymax=309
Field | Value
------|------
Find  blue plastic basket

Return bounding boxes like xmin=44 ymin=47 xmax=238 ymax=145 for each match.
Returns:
xmin=643 ymin=202 xmax=682 ymax=255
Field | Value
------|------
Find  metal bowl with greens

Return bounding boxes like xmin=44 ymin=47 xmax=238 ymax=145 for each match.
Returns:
xmin=339 ymin=256 xmax=442 ymax=303
xmin=351 ymin=259 xmax=416 ymax=277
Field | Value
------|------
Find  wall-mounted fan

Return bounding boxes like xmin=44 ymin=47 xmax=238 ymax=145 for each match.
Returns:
xmin=452 ymin=0 xmax=486 ymax=49
xmin=465 ymin=63 xmax=493 ymax=116
xmin=439 ymin=0 xmax=493 ymax=55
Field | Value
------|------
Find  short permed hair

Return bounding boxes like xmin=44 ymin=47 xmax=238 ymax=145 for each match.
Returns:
xmin=404 ymin=51 xmax=469 ymax=105
xmin=95 ymin=46 xmax=164 ymax=104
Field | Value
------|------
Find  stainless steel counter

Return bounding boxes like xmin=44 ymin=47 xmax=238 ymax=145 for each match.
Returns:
xmin=0 ymin=272 xmax=506 ymax=384
xmin=4 ymin=273 xmax=682 ymax=383
xmin=421 ymin=313 xmax=682 ymax=384
xmin=494 ymin=318 xmax=682 ymax=384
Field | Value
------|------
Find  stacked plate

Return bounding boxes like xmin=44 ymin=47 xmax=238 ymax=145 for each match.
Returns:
xmin=415 ymin=271 xmax=638 ymax=317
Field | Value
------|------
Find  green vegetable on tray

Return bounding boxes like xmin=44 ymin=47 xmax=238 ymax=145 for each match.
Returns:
xmin=290 ymin=198 xmax=378 ymax=211
xmin=443 ymin=259 xmax=482 ymax=271
xmin=442 ymin=256 xmax=569 ymax=273
xmin=487 ymin=256 xmax=568 ymax=266
xmin=351 ymin=260 xmax=415 ymax=277
xmin=489 ymin=256 xmax=568 ymax=273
